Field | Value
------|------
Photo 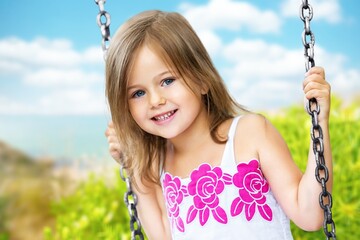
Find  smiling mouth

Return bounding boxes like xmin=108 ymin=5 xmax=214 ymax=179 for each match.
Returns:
xmin=152 ymin=110 xmax=177 ymax=121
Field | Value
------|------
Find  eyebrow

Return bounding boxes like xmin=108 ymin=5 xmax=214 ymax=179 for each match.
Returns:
xmin=127 ymin=70 xmax=172 ymax=92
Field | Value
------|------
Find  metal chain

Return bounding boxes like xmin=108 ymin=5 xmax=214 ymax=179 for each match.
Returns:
xmin=120 ymin=164 xmax=145 ymax=240
xmin=300 ymin=1 xmax=336 ymax=239
xmin=94 ymin=1 xmax=144 ymax=239
xmin=95 ymin=0 xmax=111 ymax=60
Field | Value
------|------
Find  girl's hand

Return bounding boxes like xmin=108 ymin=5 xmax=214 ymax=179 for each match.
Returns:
xmin=105 ymin=121 xmax=123 ymax=163
xmin=303 ymin=66 xmax=331 ymax=122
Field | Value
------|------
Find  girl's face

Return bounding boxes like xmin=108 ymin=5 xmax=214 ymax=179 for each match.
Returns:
xmin=127 ymin=45 xmax=207 ymax=140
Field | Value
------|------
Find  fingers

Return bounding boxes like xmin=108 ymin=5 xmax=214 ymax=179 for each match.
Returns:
xmin=303 ymin=67 xmax=330 ymax=99
xmin=303 ymin=80 xmax=330 ymax=100
xmin=302 ymin=66 xmax=331 ymax=121
xmin=303 ymin=66 xmax=326 ymax=90
xmin=305 ymin=66 xmax=325 ymax=78
xmin=105 ymin=125 xmax=116 ymax=138
xmin=109 ymin=143 xmax=122 ymax=162
xmin=105 ymin=121 xmax=123 ymax=162
xmin=105 ymin=121 xmax=115 ymax=137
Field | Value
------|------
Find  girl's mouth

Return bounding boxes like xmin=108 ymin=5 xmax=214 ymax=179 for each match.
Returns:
xmin=152 ymin=110 xmax=177 ymax=121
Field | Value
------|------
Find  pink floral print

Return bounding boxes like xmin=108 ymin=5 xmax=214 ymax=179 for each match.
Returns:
xmin=162 ymin=173 xmax=188 ymax=232
xmin=186 ymin=164 xmax=232 ymax=226
xmin=162 ymin=159 xmax=274 ymax=233
xmin=231 ymin=159 xmax=273 ymax=221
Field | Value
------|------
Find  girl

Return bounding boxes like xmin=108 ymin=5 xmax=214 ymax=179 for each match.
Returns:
xmin=105 ymin=10 xmax=332 ymax=240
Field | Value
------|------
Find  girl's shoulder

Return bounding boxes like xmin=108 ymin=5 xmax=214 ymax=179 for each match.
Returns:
xmin=232 ymin=113 xmax=274 ymax=162
xmin=236 ymin=112 xmax=269 ymax=132
xmin=218 ymin=113 xmax=269 ymax=140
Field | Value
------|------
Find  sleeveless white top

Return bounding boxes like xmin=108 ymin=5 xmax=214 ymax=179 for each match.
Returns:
xmin=161 ymin=116 xmax=293 ymax=239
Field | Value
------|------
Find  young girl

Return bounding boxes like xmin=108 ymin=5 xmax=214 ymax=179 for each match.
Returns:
xmin=105 ymin=10 xmax=332 ymax=240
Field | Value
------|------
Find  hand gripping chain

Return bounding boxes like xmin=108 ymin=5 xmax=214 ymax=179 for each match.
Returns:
xmin=94 ymin=1 xmax=145 ymax=239
xmin=300 ymin=1 xmax=336 ymax=239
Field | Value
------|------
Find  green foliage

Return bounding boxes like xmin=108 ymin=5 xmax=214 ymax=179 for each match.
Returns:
xmin=0 ymin=233 xmax=9 ymax=240
xmin=46 ymin=96 xmax=359 ymax=240
xmin=45 ymin=172 xmax=131 ymax=240
xmin=267 ymin=96 xmax=360 ymax=239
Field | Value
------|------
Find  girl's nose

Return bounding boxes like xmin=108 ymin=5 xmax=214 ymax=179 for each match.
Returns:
xmin=149 ymin=92 xmax=167 ymax=108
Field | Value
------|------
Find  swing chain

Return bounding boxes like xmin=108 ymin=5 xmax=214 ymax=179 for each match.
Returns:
xmin=300 ymin=1 xmax=336 ymax=239
xmin=300 ymin=0 xmax=315 ymax=72
xmin=94 ymin=1 xmax=145 ymax=239
xmin=120 ymin=165 xmax=145 ymax=240
xmin=95 ymin=0 xmax=111 ymax=59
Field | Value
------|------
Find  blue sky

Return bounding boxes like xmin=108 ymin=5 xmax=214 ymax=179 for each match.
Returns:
xmin=0 ymin=0 xmax=359 ymax=160
xmin=0 ymin=0 xmax=359 ymax=115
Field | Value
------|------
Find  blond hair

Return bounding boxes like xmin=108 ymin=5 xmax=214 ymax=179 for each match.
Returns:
xmin=105 ymin=10 xmax=247 ymax=187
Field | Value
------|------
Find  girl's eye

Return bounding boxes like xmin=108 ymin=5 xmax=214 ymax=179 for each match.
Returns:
xmin=161 ymin=78 xmax=175 ymax=86
xmin=132 ymin=90 xmax=145 ymax=98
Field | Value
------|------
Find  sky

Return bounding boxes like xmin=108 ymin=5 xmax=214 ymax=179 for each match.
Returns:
xmin=0 ymin=0 xmax=359 ymax=159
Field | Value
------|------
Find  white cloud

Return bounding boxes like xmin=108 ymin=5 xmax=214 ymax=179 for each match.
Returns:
xmin=0 ymin=37 xmax=103 ymax=75
xmin=83 ymin=46 xmax=106 ymax=65
xmin=0 ymin=96 xmax=33 ymax=115
xmin=0 ymin=89 xmax=108 ymax=115
xmin=0 ymin=37 xmax=106 ymax=115
xmin=37 ymin=89 xmax=107 ymax=115
xmin=0 ymin=59 xmax=24 ymax=73
xmin=196 ymin=30 xmax=223 ymax=57
xmin=281 ymin=0 xmax=342 ymax=23
xmin=180 ymin=0 xmax=282 ymax=34
xmin=177 ymin=0 xmax=356 ymax=111
xmin=219 ymin=39 xmax=304 ymax=110
xmin=220 ymin=39 xmax=359 ymax=110
xmin=330 ymin=69 xmax=360 ymax=100
xmin=222 ymin=38 xmax=304 ymax=78
xmin=24 ymin=68 xmax=103 ymax=87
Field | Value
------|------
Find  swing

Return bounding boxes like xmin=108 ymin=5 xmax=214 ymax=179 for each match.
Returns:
xmin=94 ymin=0 xmax=336 ymax=239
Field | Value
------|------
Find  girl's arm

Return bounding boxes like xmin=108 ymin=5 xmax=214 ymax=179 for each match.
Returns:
xmin=241 ymin=67 xmax=332 ymax=231
xmin=133 ymin=175 xmax=172 ymax=240
xmin=105 ymin=123 xmax=171 ymax=239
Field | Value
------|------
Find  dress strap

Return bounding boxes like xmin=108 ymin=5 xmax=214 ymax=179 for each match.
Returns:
xmin=220 ymin=116 xmax=241 ymax=168
xmin=228 ymin=116 xmax=241 ymax=140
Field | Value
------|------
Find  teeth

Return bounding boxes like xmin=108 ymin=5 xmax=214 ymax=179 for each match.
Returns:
xmin=155 ymin=111 xmax=174 ymax=121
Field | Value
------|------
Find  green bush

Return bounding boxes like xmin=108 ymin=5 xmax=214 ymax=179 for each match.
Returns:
xmin=46 ymin=96 xmax=359 ymax=240
xmin=45 ymin=172 xmax=131 ymax=240
xmin=268 ymin=96 xmax=360 ymax=239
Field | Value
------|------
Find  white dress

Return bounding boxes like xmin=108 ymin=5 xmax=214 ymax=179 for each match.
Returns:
xmin=160 ymin=116 xmax=293 ymax=240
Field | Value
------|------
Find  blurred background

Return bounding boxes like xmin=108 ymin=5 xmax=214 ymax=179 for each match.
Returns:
xmin=0 ymin=0 xmax=359 ymax=239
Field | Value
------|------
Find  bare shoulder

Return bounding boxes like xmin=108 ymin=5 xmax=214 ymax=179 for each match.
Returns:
xmin=237 ymin=112 xmax=269 ymax=133
xmin=232 ymin=113 xmax=270 ymax=162
xmin=240 ymin=112 xmax=265 ymax=120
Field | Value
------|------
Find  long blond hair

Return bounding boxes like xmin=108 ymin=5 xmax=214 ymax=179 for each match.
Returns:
xmin=105 ymin=10 xmax=247 ymax=186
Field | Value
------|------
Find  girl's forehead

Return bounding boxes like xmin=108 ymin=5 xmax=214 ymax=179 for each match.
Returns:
xmin=130 ymin=46 xmax=176 ymax=72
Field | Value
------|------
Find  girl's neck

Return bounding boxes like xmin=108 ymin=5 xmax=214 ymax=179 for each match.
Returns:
xmin=164 ymin=115 xmax=233 ymax=178
xmin=169 ymin=109 xmax=211 ymax=156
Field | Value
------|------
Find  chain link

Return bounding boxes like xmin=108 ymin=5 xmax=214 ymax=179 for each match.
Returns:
xmin=301 ymin=1 xmax=336 ymax=239
xmin=94 ymin=1 xmax=144 ymax=239
xmin=120 ymin=165 xmax=145 ymax=240
xmin=300 ymin=0 xmax=315 ymax=72
xmin=95 ymin=0 xmax=111 ymax=60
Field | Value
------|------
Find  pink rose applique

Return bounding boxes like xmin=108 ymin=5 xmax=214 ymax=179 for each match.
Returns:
xmin=187 ymin=164 xmax=232 ymax=226
xmin=231 ymin=159 xmax=273 ymax=221
xmin=163 ymin=173 xmax=188 ymax=232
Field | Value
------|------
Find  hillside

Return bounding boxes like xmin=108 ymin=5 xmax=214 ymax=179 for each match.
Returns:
xmin=0 ymin=141 xmax=73 ymax=240
xmin=0 ymin=141 xmax=54 ymax=178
